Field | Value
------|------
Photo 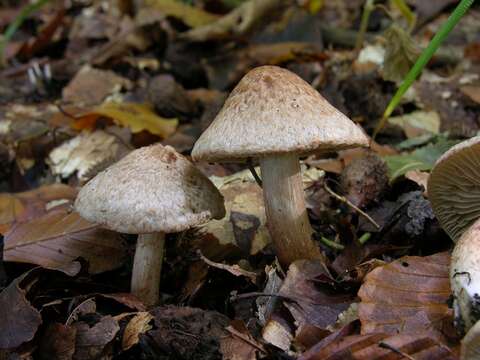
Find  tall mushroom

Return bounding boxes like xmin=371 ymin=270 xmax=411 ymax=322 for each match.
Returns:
xmin=192 ymin=66 xmax=369 ymax=266
xmin=429 ymin=136 xmax=480 ymax=337
xmin=75 ymin=144 xmax=225 ymax=306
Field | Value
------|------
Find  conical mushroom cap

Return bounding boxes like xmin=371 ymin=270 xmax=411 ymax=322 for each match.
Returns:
xmin=75 ymin=144 xmax=225 ymax=234
xmin=428 ymin=136 xmax=480 ymax=241
xmin=192 ymin=66 xmax=369 ymax=162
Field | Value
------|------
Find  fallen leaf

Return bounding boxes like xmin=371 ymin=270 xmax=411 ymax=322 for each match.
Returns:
xmin=0 ymin=271 xmax=42 ymax=349
xmin=121 ymin=312 xmax=154 ymax=351
xmin=382 ymin=24 xmax=420 ymax=83
xmin=279 ymin=260 xmax=354 ymax=331
xmin=143 ymin=0 xmax=219 ymax=28
xmin=75 ymin=102 xmax=178 ymax=139
xmin=48 ymin=130 xmax=131 ymax=182
xmin=4 ymin=206 xmax=126 ymax=276
xmin=220 ymin=322 xmax=262 ymax=360
xmin=388 ymin=110 xmax=441 ymax=138
xmin=0 ymin=184 xmax=77 ymax=234
xmin=405 ymin=170 xmax=430 ymax=192
xmin=73 ymin=316 xmax=120 ymax=360
xmin=146 ymin=306 xmax=229 ymax=359
xmin=62 ymin=66 xmax=132 ymax=106
xmin=300 ymin=332 xmax=456 ymax=360
xmin=37 ymin=323 xmax=77 ymax=360
xmin=383 ymin=138 xmax=459 ymax=181
xmin=358 ymin=252 xmax=454 ymax=343
xmin=460 ymin=85 xmax=480 ymax=104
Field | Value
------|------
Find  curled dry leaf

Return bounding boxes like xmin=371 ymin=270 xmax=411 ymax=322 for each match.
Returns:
xmin=121 ymin=312 xmax=153 ymax=351
xmin=4 ymin=206 xmax=126 ymax=276
xmin=358 ymin=252 xmax=454 ymax=343
xmin=48 ymin=130 xmax=131 ymax=182
xmin=0 ymin=184 xmax=77 ymax=234
xmin=0 ymin=271 xmax=42 ymax=349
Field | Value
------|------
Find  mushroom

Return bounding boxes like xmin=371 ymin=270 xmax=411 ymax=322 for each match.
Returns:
xmin=75 ymin=144 xmax=225 ymax=306
xmin=428 ymin=136 xmax=480 ymax=334
xmin=192 ymin=66 xmax=369 ymax=266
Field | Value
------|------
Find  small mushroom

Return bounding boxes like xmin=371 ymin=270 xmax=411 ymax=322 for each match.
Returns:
xmin=428 ymin=136 xmax=480 ymax=334
xmin=192 ymin=66 xmax=369 ymax=266
xmin=75 ymin=144 xmax=225 ymax=306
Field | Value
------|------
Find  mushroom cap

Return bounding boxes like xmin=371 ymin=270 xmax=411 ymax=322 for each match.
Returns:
xmin=192 ymin=66 xmax=369 ymax=162
xmin=428 ymin=136 xmax=480 ymax=241
xmin=74 ymin=144 xmax=225 ymax=234
xmin=450 ymin=217 xmax=480 ymax=334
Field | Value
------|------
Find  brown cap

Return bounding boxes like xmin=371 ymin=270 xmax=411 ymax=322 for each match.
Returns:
xmin=428 ymin=136 xmax=480 ymax=241
xmin=192 ymin=66 xmax=368 ymax=162
xmin=75 ymin=144 xmax=225 ymax=234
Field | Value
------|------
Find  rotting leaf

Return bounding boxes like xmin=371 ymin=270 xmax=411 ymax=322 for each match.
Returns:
xmin=0 ymin=271 xmax=42 ymax=349
xmin=358 ymin=252 xmax=455 ymax=344
xmin=121 ymin=312 xmax=153 ymax=351
xmin=75 ymin=102 xmax=178 ymax=139
xmin=220 ymin=321 xmax=262 ymax=360
xmin=146 ymin=306 xmax=230 ymax=359
xmin=73 ymin=315 xmax=120 ymax=360
xmin=37 ymin=323 xmax=77 ymax=360
xmin=4 ymin=206 xmax=126 ymax=276
xmin=0 ymin=184 xmax=77 ymax=235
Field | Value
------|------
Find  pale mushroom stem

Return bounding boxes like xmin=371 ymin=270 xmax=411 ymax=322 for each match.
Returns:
xmin=259 ymin=153 xmax=323 ymax=266
xmin=131 ymin=232 xmax=165 ymax=306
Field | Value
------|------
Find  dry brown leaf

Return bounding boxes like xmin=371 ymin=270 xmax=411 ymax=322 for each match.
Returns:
xmin=358 ymin=252 xmax=454 ymax=343
xmin=38 ymin=323 xmax=77 ymax=360
xmin=143 ymin=0 xmax=219 ymax=28
xmin=300 ymin=332 xmax=456 ymax=360
xmin=121 ymin=312 xmax=154 ymax=351
xmin=460 ymin=85 xmax=480 ymax=104
xmin=0 ymin=184 xmax=77 ymax=234
xmin=75 ymin=102 xmax=178 ymax=139
xmin=73 ymin=316 xmax=120 ymax=359
xmin=0 ymin=271 xmax=42 ymax=349
xmin=220 ymin=322 xmax=263 ymax=360
xmin=4 ymin=206 xmax=126 ymax=276
xmin=48 ymin=130 xmax=130 ymax=182
xmin=62 ymin=66 xmax=132 ymax=106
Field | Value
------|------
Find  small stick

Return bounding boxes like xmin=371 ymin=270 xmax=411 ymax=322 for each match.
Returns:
xmin=230 ymin=291 xmax=298 ymax=303
xmin=324 ymin=182 xmax=380 ymax=229
xmin=378 ymin=342 xmax=416 ymax=360
xmin=247 ymin=158 xmax=262 ymax=187
xmin=225 ymin=325 xmax=267 ymax=354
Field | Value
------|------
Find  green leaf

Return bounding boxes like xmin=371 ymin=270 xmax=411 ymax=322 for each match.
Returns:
xmin=383 ymin=138 xmax=460 ymax=181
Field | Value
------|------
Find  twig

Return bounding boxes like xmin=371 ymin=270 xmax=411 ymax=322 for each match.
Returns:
xmin=225 ymin=325 xmax=267 ymax=354
xmin=323 ymin=182 xmax=380 ymax=229
xmin=247 ymin=158 xmax=262 ymax=187
xmin=378 ymin=342 xmax=416 ymax=360
xmin=230 ymin=291 xmax=297 ymax=303
xmin=197 ymin=250 xmax=257 ymax=283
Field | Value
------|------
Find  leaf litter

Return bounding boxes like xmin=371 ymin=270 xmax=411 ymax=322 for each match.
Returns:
xmin=0 ymin=0 xmax=479 ymax=359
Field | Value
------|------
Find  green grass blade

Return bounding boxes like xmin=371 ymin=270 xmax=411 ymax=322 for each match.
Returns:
xmin=373 ymin=0 xmax=475 ymax=139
